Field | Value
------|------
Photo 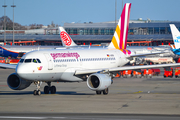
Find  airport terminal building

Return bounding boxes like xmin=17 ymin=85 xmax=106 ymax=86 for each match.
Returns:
xmin=0 ymin=19 xmax=180 ymax=46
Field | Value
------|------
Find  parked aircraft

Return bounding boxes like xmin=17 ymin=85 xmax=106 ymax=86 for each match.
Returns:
xmin=5 ymin=3 xmax=180 ymax=96
xmin=59 ymin=26 xmax=173 ymax=57
xmin=0 ymin=45 xmax=59 ymax=58
xmin=170 ymin=24 xmax=180 ymax=55
xmin=59 ymin=24 xmax=176 ymax=65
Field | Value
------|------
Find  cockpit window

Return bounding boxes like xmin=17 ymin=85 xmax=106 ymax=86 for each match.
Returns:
xmin=37 ymin=59 xmax=41 ymax=63
xmin=19 ymin=59 xmax=24 ymax=63
xmin=24 ymin=59 xmax=32 ymax=63
xmin=33 ymin=59 xmax=37 ymax=63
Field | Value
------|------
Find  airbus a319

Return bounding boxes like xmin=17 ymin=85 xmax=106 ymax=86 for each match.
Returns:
xmin=4 ymin=3 xmax=180 ymax=96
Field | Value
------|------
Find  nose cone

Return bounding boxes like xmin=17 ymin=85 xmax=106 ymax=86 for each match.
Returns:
xmin=16 ymin=64 xmax=27 ymax=80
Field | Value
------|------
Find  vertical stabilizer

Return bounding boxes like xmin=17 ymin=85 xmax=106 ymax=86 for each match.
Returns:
xmin=58 ymin=27 xmax=77 ymax=47
xmin=108 ymin=3 xmax=131 ymax=49
xmin=170 ymin=24 xmax=180 ymax=49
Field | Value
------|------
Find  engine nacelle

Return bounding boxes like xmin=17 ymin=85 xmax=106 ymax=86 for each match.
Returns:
xmin=87 ymin=73 xmax=112 ymax=91
xmin=7 ymin=73 xmax=32 ymax=90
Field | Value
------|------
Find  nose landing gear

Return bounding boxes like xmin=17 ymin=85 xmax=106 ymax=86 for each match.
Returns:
xmin=33 ymin=81 xmax=42 ymax=96
xmin=44 ymin=82 xmax=56 ymax=94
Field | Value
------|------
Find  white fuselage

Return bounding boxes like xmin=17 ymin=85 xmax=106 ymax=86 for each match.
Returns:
xmin=16 ymin=48 xmax=129 ymax=82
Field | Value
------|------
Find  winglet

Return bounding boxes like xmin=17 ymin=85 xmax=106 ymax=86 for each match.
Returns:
xmin=170 ymin=24 xmax=180 ymax=49
xmin=108 ymin=3 xmax=131 ymax=49
xmin=58 ymin=27 xmax=77 ymax=47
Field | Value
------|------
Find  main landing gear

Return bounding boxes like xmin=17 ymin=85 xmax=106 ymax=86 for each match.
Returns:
xmin=33 ymin=81 xmax=42 ymax=96
xmin=33 ymin=81 xmax=56 ymax=95
xmin=44 ymin=82 xmax=56 ymax=94
xmin=96 ymin=88 xmax=109 ymax=95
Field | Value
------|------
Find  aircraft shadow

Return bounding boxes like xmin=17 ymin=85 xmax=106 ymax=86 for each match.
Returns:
xmin=0 ymin=91 xmax=33 ymax=95
xmin=0 ymin=91 xmax=94 ymax=95
xmin=55 ymin=91 xmax=94 ymax=95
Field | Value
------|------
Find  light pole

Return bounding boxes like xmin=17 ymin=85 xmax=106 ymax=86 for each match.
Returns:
xmin=115 ymin=0 xmax=117 ymax=28
xmin=11 ymin=0 xmax=16 ymax=45
xmin=2 ymin=0 xmax=7 ymax=44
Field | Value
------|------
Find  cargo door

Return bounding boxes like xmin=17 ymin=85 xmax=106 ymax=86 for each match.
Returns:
xmin=44 ymin=53 xmax=53 ymax=70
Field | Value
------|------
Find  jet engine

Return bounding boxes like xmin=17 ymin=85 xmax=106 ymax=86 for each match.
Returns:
xmin=7 ymin=73 xmax=32 ymax=90
xmin=87 ymin=73 xmax=113 ymax=91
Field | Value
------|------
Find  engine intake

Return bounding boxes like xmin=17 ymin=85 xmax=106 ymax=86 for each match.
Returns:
xmin=87 ymin=73 xmax=112 ymax=91
xmin=7 ymin=73 xmax=32 ymax=90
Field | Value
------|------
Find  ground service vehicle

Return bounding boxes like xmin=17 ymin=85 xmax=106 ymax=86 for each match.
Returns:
xmin=143 ymin=69 xmax=153 ymax=78
xmin=122 ymin=70 xmax=132 ymax=78
xmin=151 ymin=68 xmax=160 ymax=76
xmin=0 ymin=57 xmax=5 ymax=63
xmin=175 ymin=67 xmax=180 ymax=78
xmin=9 ymin=59 xmax=20 ymax=64
xmin=133 ymin=70 xmax=142 ymax=78
xmin=164 ymin=67 xmax=173 ymax=78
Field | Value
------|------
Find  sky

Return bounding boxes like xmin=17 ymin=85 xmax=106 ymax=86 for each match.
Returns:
xmin=0 ymin=0 xmax=180 ymax=26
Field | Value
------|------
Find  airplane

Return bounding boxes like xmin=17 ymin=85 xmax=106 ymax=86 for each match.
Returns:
xmin=59 ymin=25 xmax=176 ymax=65
xmin=4 ymin=3 xmax=180 ymax=96
xmin=170 ymin=24 xmax=180 ymax=55
xmin=59 ymin=26 xmax=173 ymax=56
xmin=0 ymin=45 xmax=59 ymax=58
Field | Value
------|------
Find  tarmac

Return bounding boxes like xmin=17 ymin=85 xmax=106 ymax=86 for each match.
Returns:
xmin=0 ymin=69 xmax=180 ymax=115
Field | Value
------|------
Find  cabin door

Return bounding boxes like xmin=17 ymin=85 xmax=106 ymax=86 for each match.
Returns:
xmin=44 ymin=53 xmax=53 ymax=70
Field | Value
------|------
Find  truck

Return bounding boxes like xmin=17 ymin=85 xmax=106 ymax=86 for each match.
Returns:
xmin=144 ymin=57 xmax=175 ymax=64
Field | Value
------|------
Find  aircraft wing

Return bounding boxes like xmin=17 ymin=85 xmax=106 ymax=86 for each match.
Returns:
xmin=75 ymin=63 xmax=180 ymax=75
xmin=0 ymin=63 xmax=16 ymax=69
xmin=127 ymin=51 xmax=169 ymax=58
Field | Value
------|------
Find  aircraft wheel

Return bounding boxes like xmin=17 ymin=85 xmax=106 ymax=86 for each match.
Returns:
xmin=44 ymin=86 xmax=49 ymax=94
xmin=103 ymin=88 xmax=108 ymax=95
xmin=50 ymin=86 xmax=56 ymax=94
xmin=33 ymin=90 xmax=37 ymax=95
xmin=96 ymin=91 xmax=101 ymax=95
xmin=37 ymin=90 xmax=41 ymax=96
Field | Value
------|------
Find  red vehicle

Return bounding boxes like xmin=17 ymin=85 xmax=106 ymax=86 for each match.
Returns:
xmin=143 ymin=69 xmax=153 ymax=78
xmin=164 ymin=67 xmax=173 ymax=78
xmin=175 ymin=67 xmax=180 ymax=78
xmin=133 ymin=70 xmax=142 ymax=78
xmin=0 ymin=57 xmax=5 ymax=63
xmin=115 ymin=71 xmax=122 ymax=78
xmin=9 ymin=59 xmax=20 ymax=64
xmin=122 ymin=70 xmax=132 ymax=78
xmin=151 ymin=68 xmax=160 ymax=76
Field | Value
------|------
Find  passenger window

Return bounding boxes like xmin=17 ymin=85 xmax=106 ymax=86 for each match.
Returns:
xmin=37 ymin=59 xmax=41 ymax=63
xmin=19 ymin=59 xmax=24 ymax=63
xmin=24 ymin=59 xmax=32 ymax=63
xmin=33 ymin=59 xmax=37 ymax=63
